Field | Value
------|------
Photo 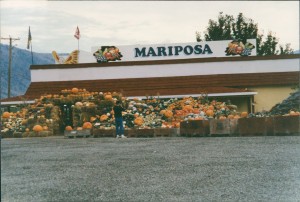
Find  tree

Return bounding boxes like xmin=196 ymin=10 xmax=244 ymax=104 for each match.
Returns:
xmin=196 ymin=12 xmax=293 ymax=56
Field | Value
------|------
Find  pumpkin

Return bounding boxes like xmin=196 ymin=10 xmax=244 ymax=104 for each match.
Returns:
xmin=90 ymin=116 xmax=97 ymax=122
xmin=164 ymin=110 xmax=173 ymax=118
xmin=160 ymin=110 xmax=166 ymax=115
xmin=2 ymin=112 xmax=10 ymax=118
xmin=43 ymin=126 xmax=49 ymax=131
xmin=65 ymin=126 xmax=73 ymax=131
xmin=71 ymin=88 xmax=79 ymax=93
xmin=77 ymin=127 xmax=83 ymax=131
xmin=183 ymin=105 xmax=193 ymax=113
xmin=83 ymin=122 xmax=93 ymax=129
xmin=234 ymin=115 xmax=241 ymax=119
xmin=33 ymin=125 xmax=43 ymax=132
xmin=240 ymin=112 xmax=248 ymax=118
xmin=290 ymin=111 xmax=300 ymax=116
xmin=205 ymin=109 xmax=214 ymax=117
xmin=25 ymin=128 xmax=30 ymax=132
xmin=105 ymin=94 xmax=113 ymax=100
xmin=134 ymin=117 xmax=144 ymax=126
xmin=227 ymin=114 xmax=235 ymax=119
xmin=100 ymin=115 xmax=108 ymax=122
xmin=219 ymin=115 xmax=227 ymax=120
xmin=75 ymin=102 xmax=83 ymax=107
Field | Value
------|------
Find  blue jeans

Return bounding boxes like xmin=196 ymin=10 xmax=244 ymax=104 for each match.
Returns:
xmin=115 ymin=117 xmax=124 ymax=135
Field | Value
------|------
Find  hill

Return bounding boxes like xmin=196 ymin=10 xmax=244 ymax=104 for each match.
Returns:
xmin=0 ymin=44 xmax=55 ymax=99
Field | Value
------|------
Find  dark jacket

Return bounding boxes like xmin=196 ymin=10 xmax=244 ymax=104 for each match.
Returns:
xmin=113 ymin=105 xmax=124 ymax=118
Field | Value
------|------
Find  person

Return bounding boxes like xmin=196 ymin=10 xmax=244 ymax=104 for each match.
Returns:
xmin=113 ymin=100 xmax=126 ymax=138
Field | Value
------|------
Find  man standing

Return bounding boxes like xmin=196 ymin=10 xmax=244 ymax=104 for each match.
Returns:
xmin=113 ymin=100 xmax=126 ymax=138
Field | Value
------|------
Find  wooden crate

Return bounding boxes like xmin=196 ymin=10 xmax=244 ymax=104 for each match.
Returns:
xmin=273 ymin=116 xmax=300 ymax=135
xmin=180 ymin=120 xmax=210 ymax=137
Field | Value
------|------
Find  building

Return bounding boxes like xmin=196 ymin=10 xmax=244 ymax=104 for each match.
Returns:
xmin=1 ymin=40 xmax=299 ymax=113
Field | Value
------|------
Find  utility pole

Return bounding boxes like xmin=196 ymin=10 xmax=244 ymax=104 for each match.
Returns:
xmin=1 ymin=36 xmax=20 ymax=98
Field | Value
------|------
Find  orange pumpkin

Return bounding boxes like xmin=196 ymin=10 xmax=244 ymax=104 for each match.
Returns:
xmin=164 ymin=110 xmax=173 ymax=118
xmin=2 ymin=112 xmax=10 ymax=118
xmin=65 ymin=126 xmax=73 ymax=131
xmin=100 ymin=115 xmax=108 ymax=122
xmin=183 ymin=105 xmax=193 ymax=113
xmin=105 ymin=94 xmax=113 ymax=100
xmin=227 ymin=114 xmax=235 ymax=119
xmin=33 ymin=125 xmax=43 ymax=132
xmin=160 ymin=110 xmax=166 ymax=115
xmin=77 ymin=127 xmax=83 ymax=131
xmin=43 ymin=126 xmax=49 ymax=131
xmin=234 ymin=115 xmax=241 ymax=119
xmin=90 ymin=116 xmax=97 ymax=122
xmin=219 ymin=115 xmax=227 ymax=120
xmin=240 ymin=112 xmax=248 ymax=118
xmin=83 ymin=122 xmax=93 ymax=129
xmin=205 ymin=109 xmax=214 ymax=117
xmin=71 ymin=88 xmax=79 ymax=93
xmin=25 ymin=128 xmax=30 ymax=132
xmin=134 ymin=117 xmax=144 ymax=126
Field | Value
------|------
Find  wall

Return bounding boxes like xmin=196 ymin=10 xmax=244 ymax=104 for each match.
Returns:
xmin=250 ymin=85 xmax=295 ymax=112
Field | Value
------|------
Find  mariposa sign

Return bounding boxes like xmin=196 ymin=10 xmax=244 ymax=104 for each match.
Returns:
xmin=91 ymin=39 xmax=256 ymax=63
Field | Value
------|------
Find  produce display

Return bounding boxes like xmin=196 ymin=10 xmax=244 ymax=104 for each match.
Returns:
xmin=1 ymin=88 xmax=299 ymax=138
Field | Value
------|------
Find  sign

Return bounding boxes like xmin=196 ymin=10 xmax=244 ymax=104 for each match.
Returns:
xmin=91 ymin=39 xmax=256 ymax=63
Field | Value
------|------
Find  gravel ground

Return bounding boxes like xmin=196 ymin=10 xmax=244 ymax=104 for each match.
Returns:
xmin=1 ymin=136 xmax=300 ymax=202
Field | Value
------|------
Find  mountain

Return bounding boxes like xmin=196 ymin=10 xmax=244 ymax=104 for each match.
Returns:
xmin=0 ymin=44 xmax=55 ymax=99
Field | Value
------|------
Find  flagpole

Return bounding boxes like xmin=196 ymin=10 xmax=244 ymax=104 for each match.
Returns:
xmin=31 ymin=43 xmax=33 ymax=64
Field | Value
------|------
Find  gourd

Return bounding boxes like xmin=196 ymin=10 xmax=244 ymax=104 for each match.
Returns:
xmin=33 ymin=125 xmax=43 ymax=132
xmin=205 ymin=109 xmax=214 ymax=117
xmin=100 ymin=115 xmax=108 ymax=122
xmin=82 ymin=122 xmax=93 ymax=129
xmin=134 ymin=117 xmax=144 ymax=126
xmin=71 ymin=88 xmax=79 ymax=93
xmin=65 ymin=126 xmax=73 ymax=131
xmin=2 ymin=112 xmax=10 ymax=118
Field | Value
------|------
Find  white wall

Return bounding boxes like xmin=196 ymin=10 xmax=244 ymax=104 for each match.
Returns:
xmin=31 ymin=58 xmax=299 ymax=82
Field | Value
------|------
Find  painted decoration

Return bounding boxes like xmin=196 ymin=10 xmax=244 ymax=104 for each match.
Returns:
xmin=225 ymin=40 xmax=255 ymax=56
xmin=52 ymin=50 xmax=79 ymax=64
xmin=93 ymin=46 xmax=123 ymax=63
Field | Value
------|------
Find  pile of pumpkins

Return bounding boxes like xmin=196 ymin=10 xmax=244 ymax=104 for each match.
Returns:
xmin=2 ymin=88 xmax=300 ymax=136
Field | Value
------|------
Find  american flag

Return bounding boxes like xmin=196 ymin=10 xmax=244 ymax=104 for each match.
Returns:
xmin=74 ymin=26 xmax=80 ymax=40
xmin=27 ymin=26 xmax=32 ymax=49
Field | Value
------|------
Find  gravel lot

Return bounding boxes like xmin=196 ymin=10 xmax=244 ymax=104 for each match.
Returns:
xmin=1 ymin=136 xmax=300 ymax=202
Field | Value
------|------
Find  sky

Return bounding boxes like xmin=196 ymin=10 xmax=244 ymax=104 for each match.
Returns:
xmin=0 ymin=1 xmax=299 ymax=53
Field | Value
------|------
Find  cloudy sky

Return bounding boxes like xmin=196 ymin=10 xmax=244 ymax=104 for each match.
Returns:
xmin=0 ymin=1 xmax=299 ymax=53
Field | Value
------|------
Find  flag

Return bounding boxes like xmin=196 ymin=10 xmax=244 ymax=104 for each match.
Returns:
xmin=74 ymin=26 xmax=80 ymax=40
xmin=27 ymin=26 xmax=32 ymax=49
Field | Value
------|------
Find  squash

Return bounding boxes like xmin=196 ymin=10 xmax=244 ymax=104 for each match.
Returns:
xmin=2 ymin=112 xmax=10 ymax=118
xmin=33 ymin=125 xmax=43 ymax=132
xmin=164 ymin=110 xmax=173 ymax=118
xmin=100 ymin=115 xmax=108 ymax=122
xmin=83 ymin=122 xmax=93 ymax=129
xmin=71 ymin=88 xmax=79 ymax=93
xmin=65 ymin=126 xmax=73 ymax=131
xmin=134 ymin=117 xmax=144 ymax=126
xmin=240 ymin=112 xmax=248 ymax=118
xmin=205 ymin=109 xmax=214 ymax=117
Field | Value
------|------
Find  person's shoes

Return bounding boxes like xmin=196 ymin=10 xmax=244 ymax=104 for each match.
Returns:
xmin=116 ymin=135 xmax=120 ymax=138
xmin=121 ymin=134 xmax=127 ymax=138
